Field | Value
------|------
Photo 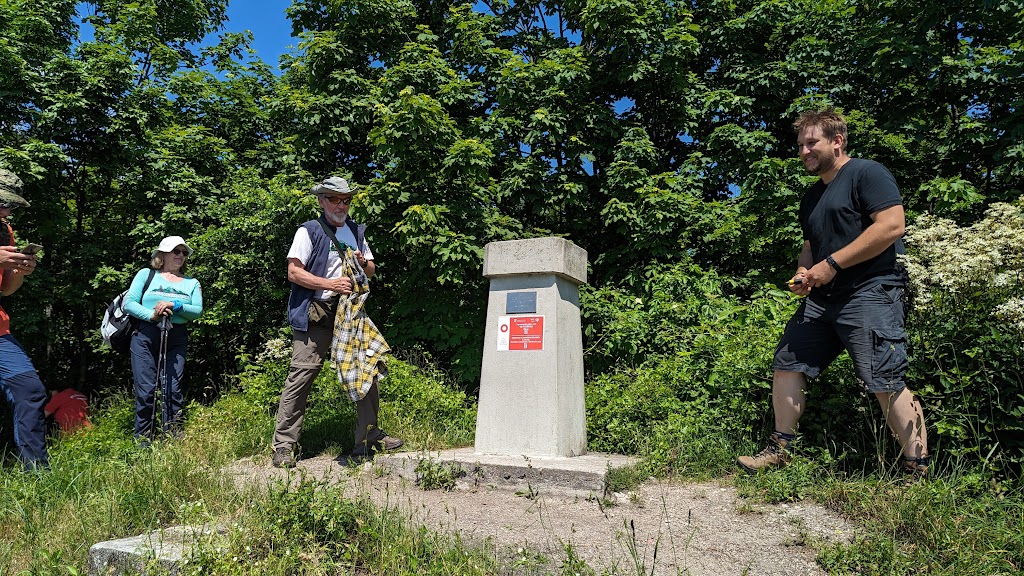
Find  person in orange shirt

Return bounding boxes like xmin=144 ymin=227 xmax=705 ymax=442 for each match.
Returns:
xmin=0 ymin=168 xmax=48 ymax=469
xmin=45 ymin=387 xmax=92 ymax=433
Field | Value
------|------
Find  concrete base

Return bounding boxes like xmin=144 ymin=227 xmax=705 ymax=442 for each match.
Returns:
xmin=88 ymin=525 xmax=219 ymax=576
xmin=378 ymin=447 xmax=638 ymax=497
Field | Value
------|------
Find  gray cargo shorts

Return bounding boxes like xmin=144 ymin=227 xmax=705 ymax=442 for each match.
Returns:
xmin=772 ymin=284 xmax=909 ymax=393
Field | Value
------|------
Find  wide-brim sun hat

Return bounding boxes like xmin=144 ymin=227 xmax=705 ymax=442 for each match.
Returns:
xmin=311 ymin=176 xmax=352 ymax=196
xmin=152 ymin=235 xmax=193 ymax=257
xmin=0 ymin=169 xmax=30 ymax=208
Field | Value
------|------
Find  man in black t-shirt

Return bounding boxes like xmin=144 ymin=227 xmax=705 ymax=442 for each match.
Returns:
xmin=737 ymin=110 xmax=930 ymax=480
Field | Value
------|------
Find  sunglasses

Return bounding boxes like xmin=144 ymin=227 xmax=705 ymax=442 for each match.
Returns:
xmin=171 ymin=248 xmax=189 ymax=257
xmin=0 ymin=202 xmax=15 ymax=210
xmin=319 ymin=195 xmax=352 ymax=206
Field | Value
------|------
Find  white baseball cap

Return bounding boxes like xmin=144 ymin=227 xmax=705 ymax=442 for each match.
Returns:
xmin=152 ymin=235 xmax=193 ymax=257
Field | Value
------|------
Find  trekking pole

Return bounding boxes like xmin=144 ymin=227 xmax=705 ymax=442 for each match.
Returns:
xmin=155 ymin=315 xmax=171 ymax=438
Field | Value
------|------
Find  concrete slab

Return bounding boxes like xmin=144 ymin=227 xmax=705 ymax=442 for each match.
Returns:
xmin=88 ymin=525 xmax=219 ymax=576
xmin=377 ymin=448 xmax=639 ymax=497
xmin=482 ymin=237 xmax=587 ymax=284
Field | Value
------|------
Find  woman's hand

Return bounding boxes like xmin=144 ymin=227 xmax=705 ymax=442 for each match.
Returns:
xmin=151 ymin=300 xmax=174 ymax=321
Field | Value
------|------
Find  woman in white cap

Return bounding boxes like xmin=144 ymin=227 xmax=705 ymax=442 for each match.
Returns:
xmin=124 ymin=235 xmax=204 ymax=443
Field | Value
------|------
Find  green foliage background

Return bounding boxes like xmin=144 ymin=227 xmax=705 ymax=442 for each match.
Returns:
xmin=0 ymin=0 xmax=1022 ymax=473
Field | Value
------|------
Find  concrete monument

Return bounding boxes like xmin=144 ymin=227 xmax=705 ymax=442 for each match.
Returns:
xmin=475 ymin=237 xmax=587 ymax=457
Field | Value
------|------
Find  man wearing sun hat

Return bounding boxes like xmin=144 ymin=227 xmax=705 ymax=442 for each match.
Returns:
xmin=271 ymin=176 xmax=402 ymax=468
xmin=0 ymin=168 xmax=49 ymax=469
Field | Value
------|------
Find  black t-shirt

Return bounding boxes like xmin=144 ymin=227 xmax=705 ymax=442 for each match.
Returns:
xmin=799 ymin=158 xmax=905 ymax=300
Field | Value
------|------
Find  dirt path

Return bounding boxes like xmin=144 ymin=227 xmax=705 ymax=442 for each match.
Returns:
xmin=226 ymin=455 xmax=857 ymax=575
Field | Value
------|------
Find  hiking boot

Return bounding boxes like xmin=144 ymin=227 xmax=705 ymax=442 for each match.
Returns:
xmin=348 ymin=435 xmax=403 ymax=463
xmin=272 ymin=447 xmax=296 ymax=469
xmin=737 ymin=433 xmax=793 ymax=473
xmin=373 ymin=435 xmax=404 ymax=452
xmin=900 ymin=455 xmax=929 ymax=484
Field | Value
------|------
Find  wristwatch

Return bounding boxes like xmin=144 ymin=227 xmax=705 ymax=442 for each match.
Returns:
xmin=826 ymin=255 xmax=843 ymax=271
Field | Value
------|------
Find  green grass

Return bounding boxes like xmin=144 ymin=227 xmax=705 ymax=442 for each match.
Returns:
xmin=734 ymin=452 xmax=1024 ymax=575
xmin=1 ymin=356 xmax=1021 ymax=575
xmin=0 ymin=357 xmax=491 ymax=575
xmin=187 ymin=476 xmax=505 ymax=575
xmin=0 ymin=396 xmax=247 ymax=574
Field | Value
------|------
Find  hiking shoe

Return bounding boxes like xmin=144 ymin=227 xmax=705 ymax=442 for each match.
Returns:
xmin=737 ymin=433 xmax=793 ymax=473
xmin=272 ymin=447 xmax=296 ymax=469
xmin=900 ymin=455 xmax=929 ymax=484
xmin=373 ymin=435 xmax=404 ymax=452
xmin=349 ymin=436 xmax=404 ymax=463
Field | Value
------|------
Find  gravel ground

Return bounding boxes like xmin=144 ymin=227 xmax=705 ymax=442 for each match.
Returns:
xmin=226 ymin=454 xmax=858 ymax=575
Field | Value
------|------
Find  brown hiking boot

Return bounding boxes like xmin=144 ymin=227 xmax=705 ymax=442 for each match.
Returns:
xmin=374 ymin=435 xmax=404 ymax=452
xmin=349 ymin=435 xmax=404 ymax=463
xmin=272 ymin=447 xmax=296 ymax=469
xmin=737 ymin=433 xmax=793 ymax=473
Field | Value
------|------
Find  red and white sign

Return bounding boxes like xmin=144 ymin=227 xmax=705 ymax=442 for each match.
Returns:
xmin=496 ymin=315 xmax=545 ymax=351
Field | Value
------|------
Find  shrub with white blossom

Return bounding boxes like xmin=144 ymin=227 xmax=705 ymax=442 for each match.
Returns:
xmin=901 ymin=197 xmax=1024 ymax=471
xmin=903 ymin=199 xmax=1024 ymax=333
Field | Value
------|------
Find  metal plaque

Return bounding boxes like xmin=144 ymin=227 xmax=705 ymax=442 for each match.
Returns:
xmin=505 ymin=291 xmax=537 ymax=314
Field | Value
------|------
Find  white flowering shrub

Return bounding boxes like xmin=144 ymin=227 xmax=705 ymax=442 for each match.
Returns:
xmin=255 ymin=337 xmax=293 ymax=364
xmin=903 ymin=200 xmax=1024 ymax=332
xmin=902 ymin=197 xmax=1024 ymax=471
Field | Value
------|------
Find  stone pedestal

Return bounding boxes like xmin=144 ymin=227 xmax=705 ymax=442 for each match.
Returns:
xmin=475 ymin=238 xmax=587 ymax=457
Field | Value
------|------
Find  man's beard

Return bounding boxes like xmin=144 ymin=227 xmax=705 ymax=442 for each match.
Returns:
xmin=805 ymin=154 xmax=834 ymax=176
xmin=323 ymin=211 xmax=347 ymax=226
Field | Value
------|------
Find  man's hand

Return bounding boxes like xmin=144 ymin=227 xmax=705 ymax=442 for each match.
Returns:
xmin=801 ymin=259 xmax=838 ymax=289
xmin=288 ymin=259 xmax=354 ymax=293
xmin=0 ymin=246 xmax=35 ymax=273
xmin=325 ymin=277 xmax=353 ymax=295
xmin=354 ymin=250 xmax=375 ymax=277
xmin=788 ymin=274 xmax=810 ymax=296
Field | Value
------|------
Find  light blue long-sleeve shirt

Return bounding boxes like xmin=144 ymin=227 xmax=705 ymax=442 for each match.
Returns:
xmin=124 ymin=268 xmax=203 ymax=324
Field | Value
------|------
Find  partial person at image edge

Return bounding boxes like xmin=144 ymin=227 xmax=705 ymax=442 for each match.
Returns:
xmin=0 ymin=168 xmax=49 ymax=469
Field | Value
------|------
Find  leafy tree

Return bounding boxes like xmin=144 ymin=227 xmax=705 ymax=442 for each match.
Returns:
xmin=0 ymin=0 xmax=287 ymax=396
xmin=0 ymin=0 xmax=1021 ymax=474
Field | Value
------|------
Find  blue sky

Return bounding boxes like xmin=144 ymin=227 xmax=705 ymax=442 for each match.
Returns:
xmin=76 ymin=0 xmax=296 ymax=69
xmin=221 ymin=0 xmax=295 ymax=69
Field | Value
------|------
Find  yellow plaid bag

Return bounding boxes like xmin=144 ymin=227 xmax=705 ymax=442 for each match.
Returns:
xmin=331 ymin=247 xmax=390 ymax=401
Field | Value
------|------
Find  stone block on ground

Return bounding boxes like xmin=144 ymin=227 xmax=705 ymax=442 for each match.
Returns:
xmin=88 ymin=525 xmax=220 ymax=576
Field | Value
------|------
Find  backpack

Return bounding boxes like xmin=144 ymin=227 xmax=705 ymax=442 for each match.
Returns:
xmin=101 ymin=269 xmax=156 ymax=354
